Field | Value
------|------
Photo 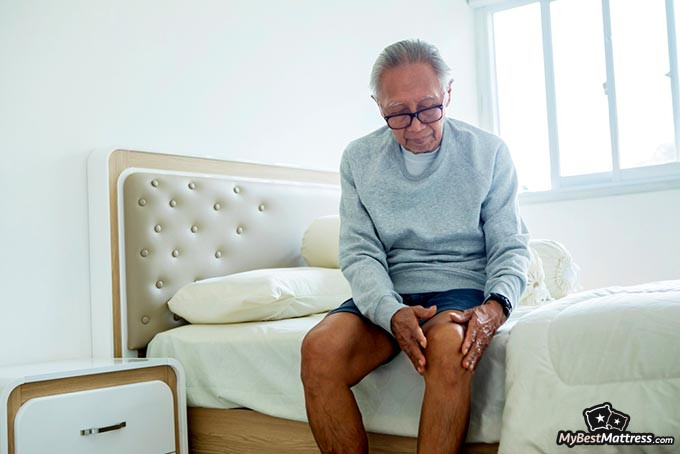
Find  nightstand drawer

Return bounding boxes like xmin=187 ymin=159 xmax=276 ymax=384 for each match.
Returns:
xmin=14 ymin=380 xmax=175 ymax=454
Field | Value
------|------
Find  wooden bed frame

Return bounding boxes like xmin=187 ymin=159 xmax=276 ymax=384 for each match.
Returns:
xmin=188 ymin=408 xmax=498 ymax=454
xmin=99 ymin=149 xmax=499 ymax=453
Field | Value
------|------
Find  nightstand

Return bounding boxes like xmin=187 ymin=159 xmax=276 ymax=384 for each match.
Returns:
xmin=0 ymin=357 xmax=187 ymax=454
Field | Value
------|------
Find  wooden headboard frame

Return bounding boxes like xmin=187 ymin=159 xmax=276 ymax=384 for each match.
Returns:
xmin=88 ymin=149 xmax=340 ymax=358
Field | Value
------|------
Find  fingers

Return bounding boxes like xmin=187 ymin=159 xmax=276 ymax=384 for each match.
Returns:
xmin=463 ymin=338 xmax=487 ymax=371
xmin=449 ymin=309 xmax=471 ymax=323
xmin=448 ymin=305 xmax=504 ymax=372
xmin=460 ymin=310 xmax=483 ymax=370
xmin=461 ymin=317 xmax=494 ymax=371
xmin=454 ymin=309 xmax=476 ymax=356
xmin=405 ymin=340 xmax=426 ymax=374
xmin=416 ymin=325 xmax=427 ymax=349
xmin=398 ymin=324 xmax=426 ymax=374
xmin=391 ymin=308 xmax=428 ymax=375
xmin=410 ymin=306 xmax=435 ymax=349
xmin=413 ymin=305 xmax=437 ymax=320
xmin=461 ymin=321 xmax=477 ymax=356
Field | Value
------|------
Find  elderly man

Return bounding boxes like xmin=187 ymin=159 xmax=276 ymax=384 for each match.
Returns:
xmin=300 ymin=39 xmax=529 ymax=453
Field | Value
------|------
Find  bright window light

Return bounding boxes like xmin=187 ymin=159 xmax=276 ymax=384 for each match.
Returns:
xmin=482 ymin=0 xmax=680 ymax=194
xmin=493 ymin=3 xmax=551 ymax=192
xmin=610 ymin=0 xmax=675 ymax=169
xmin=551 ymin=0 xmax=612 ymax=176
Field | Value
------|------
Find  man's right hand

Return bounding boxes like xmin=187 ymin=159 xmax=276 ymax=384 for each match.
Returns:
xmin=390 ymin=305 xmax=437 ymax=375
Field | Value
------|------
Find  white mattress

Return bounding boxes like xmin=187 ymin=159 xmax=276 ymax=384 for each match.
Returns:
xmin=500 ymin=280 xmax=680 ymax=453
xmin=148 ymin=306 xmax=536 ymax=442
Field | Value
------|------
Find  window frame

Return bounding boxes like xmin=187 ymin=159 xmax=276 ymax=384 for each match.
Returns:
xmin=471 ymin=0 xmax=680 ymax=202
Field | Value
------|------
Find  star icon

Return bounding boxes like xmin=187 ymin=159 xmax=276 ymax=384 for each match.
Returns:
xmin=596 ymin=414 xmax=605 ymax=423
xmin=614 ymin=418 xmax=620 ymax=424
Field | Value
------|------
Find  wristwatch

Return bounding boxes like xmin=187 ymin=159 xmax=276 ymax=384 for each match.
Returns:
xmin=485 ymin=292 xmax=512 ymax=318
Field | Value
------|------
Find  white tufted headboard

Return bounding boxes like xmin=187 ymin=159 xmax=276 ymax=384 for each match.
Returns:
xmin=88 ymin=149 xmax=340 ymax=358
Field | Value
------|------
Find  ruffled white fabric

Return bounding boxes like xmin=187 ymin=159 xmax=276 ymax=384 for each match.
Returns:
xmin=518 ymin=246 xmax=553 ymax=306
xmin=529 ymin=239 xmax=581 ymax=299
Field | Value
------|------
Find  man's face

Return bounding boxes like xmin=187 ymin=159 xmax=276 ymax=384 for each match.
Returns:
xmin=376 ymin=62 xmax=451 ymax=154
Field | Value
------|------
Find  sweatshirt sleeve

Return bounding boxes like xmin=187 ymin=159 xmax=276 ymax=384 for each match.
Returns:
xmin=338 ymin=149 xmax=406 ymax=336
xmin=481 ymin=143 xmax=531 ymax=312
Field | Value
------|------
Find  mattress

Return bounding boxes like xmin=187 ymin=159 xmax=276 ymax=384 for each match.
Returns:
xmin=148 ymin=306 xmax=536 ymax=442
xmin=500 ymin=280 xmax=680 ymax=454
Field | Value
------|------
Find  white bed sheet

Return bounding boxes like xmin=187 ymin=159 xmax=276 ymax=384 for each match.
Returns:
xmin=148 ymin=306 xmax=536 ymax=442
xmin=500 ymin=280 xmax=680 ymax=453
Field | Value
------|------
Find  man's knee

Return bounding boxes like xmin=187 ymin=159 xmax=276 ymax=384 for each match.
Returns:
xmin=423 ymin=321 xmax=469 ymax=384
xmin=300 ymin=324 xmax=344 ymax=387
xmin=425 ymin=317 xmax=465 ymax=350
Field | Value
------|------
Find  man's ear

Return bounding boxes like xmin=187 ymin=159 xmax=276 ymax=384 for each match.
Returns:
xmin=444 ymin=80 xmax=453 ymax=108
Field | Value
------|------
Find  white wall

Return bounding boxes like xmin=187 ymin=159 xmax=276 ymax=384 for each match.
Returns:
xmin=0 ymin=0 xmax=479 ymax=365
xmin=4 ymin=0 xmax=676 ymax=368
xmin=521 ymin=188 xmax=680 ymax=291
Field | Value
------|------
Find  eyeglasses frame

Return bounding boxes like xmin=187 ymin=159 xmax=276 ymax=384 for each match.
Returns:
xmin=382 ymin=104 xmax=445 ymax=130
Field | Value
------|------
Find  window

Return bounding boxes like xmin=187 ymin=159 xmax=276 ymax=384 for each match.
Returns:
xmin=473 ymin=0 xmax=680 ymax=195
xmin=493 ymin=2 xmax=551 ymax=191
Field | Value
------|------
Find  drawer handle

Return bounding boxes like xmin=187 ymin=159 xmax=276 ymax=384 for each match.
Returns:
xmin=80 ymin=421 xmax=126 ymax=436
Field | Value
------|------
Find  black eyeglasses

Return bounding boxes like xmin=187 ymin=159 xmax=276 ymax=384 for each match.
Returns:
xmin=383 ymin=105 xmax=444 ymax=130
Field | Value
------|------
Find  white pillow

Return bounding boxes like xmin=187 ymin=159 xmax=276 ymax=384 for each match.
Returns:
xmin=518 ymin=246 xmax=553 ymax=306
xmin=168 ymin=267 xmax=351 ymax=324
xmin=529 ymin=239 xmax=581 ymax=299
xmin=301 ymin=215 xmax=341 ymax=268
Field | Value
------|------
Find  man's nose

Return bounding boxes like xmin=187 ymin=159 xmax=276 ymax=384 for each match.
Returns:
xmin=407 ymin=115 xmax=427 ymax=131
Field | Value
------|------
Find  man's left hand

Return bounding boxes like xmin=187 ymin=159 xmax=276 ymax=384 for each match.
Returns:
xmin=449 ymin=301 xmax=507 ymax=371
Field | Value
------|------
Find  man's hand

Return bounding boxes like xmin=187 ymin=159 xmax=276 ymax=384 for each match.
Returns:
xmin=449 ymin=301 xmax=507 ymax=372
xmin=391 ymin=305 xmax=437 ymax=375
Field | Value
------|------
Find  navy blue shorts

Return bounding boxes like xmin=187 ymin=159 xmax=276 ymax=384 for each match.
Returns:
xmin=325 ymin=288 xmax=485 ymax=327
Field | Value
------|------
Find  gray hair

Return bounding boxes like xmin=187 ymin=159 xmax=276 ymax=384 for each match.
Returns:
xmin=370 ymin=39 xmax=452 ymax=99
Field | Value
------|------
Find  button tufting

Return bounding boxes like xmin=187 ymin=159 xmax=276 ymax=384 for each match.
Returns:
xmin=156 ymin=280 xmax=164 ymax=289
xmin=258 ymin=204 xmax=265 ymax=212
xmin=233 ymin=185 xmax=241 ymax=194
xmin=169 ymin=199 xmax=177 ymax=207
xmin=214 ymin=202 xmax=221 ymax=211
xmin=151 ymin=179 xmax=159 ymax=187
xmin=191 ymin=225 xmax=198 ymax=233
xmin=138 ymin=198 xmax=147 ymax=206
xmin=172 ymin=249 xmax=179 ymax=257
xmin=140 ymin=249 xmax=149 ymax=257
xmin=215 ymin=251 xmax=222 ymax=258
xmin=236 ymin=226 xmax=244 ymax=234
xmin=188 ymin=182 xmax=196 ymax=190
xmin=141 ymin=315 xmax=150 ymax=324
xmin=154 ymin=224 xmax=162 ymax=233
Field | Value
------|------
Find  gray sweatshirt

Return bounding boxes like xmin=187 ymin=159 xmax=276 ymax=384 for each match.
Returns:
xmin=338 ymin=117 xmax=530 ymax=336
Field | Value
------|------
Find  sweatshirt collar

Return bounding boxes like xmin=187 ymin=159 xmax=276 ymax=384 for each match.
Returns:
xmin=389 ymin=118 xmax=454 ymax=181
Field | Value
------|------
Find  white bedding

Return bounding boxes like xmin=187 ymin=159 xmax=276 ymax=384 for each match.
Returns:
xmin=500 ymin=280 xmax=680 ymax=453
xmin=148 ymin=306 xmax=536 ymax=442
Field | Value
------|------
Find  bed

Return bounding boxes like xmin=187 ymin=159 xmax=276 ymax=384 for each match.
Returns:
xmin=88 ymin=148 xmax=680 ymax=453
xmin=146 ymin=306 xmax=536 ymax=442
xmin=500 ymin=280 xmax=680 ymax=453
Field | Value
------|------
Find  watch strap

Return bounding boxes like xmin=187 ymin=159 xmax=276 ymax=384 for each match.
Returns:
xmin=485 ymin=292 xmax=512 ymax=318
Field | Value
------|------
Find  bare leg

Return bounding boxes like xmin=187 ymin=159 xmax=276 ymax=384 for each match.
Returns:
xmin=301 ymin=313 xmax=398 ymax=454
xmin=417 ymin=311 xmax=473 ymax=454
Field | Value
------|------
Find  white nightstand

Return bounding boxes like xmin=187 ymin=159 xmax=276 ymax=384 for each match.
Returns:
xmin=0 ymin=357 xmax=187 ymax=454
